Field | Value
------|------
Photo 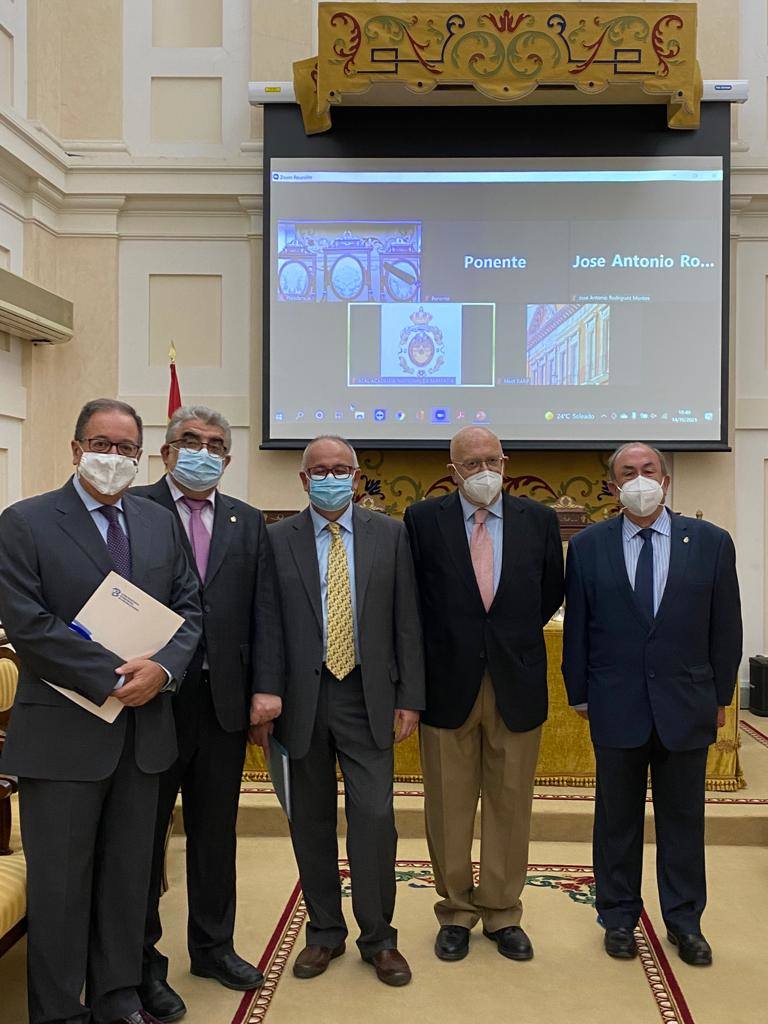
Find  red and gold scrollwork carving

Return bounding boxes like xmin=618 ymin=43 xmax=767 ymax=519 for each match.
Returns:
xmin=291 ymin=3 xmax=700 ymax=134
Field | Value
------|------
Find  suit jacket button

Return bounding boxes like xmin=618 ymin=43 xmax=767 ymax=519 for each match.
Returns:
xmin=204 ymin=604 xmax=211 ymax=613
xmin=314 ymin=668 xmax=320 ymax=676
xmin=480 ymin=651 xmax=485 ymax=658
xmin=648 ymin=669 xmax=656 ymax=679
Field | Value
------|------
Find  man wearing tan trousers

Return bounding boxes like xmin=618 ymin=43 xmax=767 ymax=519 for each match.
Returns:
xmin=403 ymin=427 xmax=564 ymax=962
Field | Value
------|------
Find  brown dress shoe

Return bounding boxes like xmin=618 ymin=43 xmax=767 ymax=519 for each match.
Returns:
xmin=362 ymin=948 xmax=412 ymax=987
xmin=292 ymin=941 xmax=346 ymax=979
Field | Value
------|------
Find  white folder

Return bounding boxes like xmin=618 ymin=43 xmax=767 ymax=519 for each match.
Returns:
xmin=45 ymin=571 xmax=185 ymax=723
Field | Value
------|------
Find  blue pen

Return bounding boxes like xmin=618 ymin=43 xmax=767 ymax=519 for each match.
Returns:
xmin=68 ymin=620 xmax=92 ymax=641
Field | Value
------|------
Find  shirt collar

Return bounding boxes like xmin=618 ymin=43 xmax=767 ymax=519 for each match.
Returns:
xmin=459 ymin=490 xmax=503 ymax=523
xmin=622 ymin=505 xmax=671 ymax=540
xmin=72 ymin=473 xmax=125 ymax=514
xmin=166 ymin=474 xmax=216 ymax=508
xmin=310 ymin=501 xmax=354 ymax=537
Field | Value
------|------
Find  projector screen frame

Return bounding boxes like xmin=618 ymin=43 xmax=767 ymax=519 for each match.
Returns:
xmin=261 ymin=102 xmax=731 ymax=452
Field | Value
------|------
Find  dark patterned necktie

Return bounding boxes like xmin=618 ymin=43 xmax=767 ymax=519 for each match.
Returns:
xmin=98 ymin=505 xmax=132 ymax=579
xmin=634 ymin=527 xmax=655 ymax=620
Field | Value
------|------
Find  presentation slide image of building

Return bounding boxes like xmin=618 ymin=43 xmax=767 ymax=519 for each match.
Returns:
xmin=276 ymin=220 xmax=422 ymax=303
xmin=526 ymin=303 xmax=610 ymax=385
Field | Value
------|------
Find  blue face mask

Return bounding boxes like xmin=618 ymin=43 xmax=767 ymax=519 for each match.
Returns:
xmin=309 ymin=474 xmax=355 ymax=512
xmin=171 ymin=448 xmax=225 ymax=491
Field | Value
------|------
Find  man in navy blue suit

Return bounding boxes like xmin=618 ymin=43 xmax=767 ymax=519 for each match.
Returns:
xmin=562 ymin=443 xmax=742 ymax=967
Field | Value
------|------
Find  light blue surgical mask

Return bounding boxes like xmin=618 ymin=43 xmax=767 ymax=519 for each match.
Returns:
xmin=171 ymin=448 xmax=225 ymax=491
xmin=309 ymin=474 xmax=355 ymax=512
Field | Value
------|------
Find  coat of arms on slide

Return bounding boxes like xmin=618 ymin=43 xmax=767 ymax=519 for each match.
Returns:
xmin=398 ymin=306 xmax=445 ymax=376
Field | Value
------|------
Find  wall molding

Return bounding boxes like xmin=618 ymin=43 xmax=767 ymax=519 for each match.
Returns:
xmin=123 ymin=394 xmax=250 ymax=427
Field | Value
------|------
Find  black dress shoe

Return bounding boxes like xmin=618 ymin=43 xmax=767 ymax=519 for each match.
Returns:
xmin=137 ymin=979 xmax=186 ymax=1023
xmin=482 ymin=926 xmax=533 ymax=961
xmin=667 ymin=930 xmax=712 ymax=966
xmin=604 ymin=927 xmax=638 ymax=959
xmin=109 ymin=1012 xmax=165 ymax=1024
xmin=434 ymin=925 xmax=470 ymax=961
xmin=190 ymin=951 xmax=264 ymax=990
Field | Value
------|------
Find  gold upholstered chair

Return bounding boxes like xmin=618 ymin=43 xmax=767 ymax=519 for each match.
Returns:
xmin=0 ymin=640 xmax=26 ymax=957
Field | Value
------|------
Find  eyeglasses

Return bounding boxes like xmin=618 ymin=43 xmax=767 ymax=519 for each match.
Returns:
xmin=170 ymin=435 xmax=228 ymax=458
xmin=81 ymin=436 xmax=141 ymax=458
xmin=305 ymin=465 xmax=356 ymax=481
xmin=453 ymin=457 xmax=506 ymax=473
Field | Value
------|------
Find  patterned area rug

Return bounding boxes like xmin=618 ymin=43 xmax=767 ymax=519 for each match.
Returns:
xmin=230 ymin=861 xmax=695 ymax=1024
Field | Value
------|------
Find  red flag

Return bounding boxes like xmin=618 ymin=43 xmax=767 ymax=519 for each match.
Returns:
xmin=168 ymin=342 xmax=181 ymax=419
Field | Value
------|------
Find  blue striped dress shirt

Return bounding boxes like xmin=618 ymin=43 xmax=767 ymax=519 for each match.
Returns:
xmin=622 ymin=506 xmax=671 ymax=615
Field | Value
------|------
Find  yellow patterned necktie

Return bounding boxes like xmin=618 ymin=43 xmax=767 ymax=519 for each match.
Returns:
xmin=325 ymin=521 xmax=356 ymax=680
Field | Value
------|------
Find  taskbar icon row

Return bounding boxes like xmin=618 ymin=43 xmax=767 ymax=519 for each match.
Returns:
xmin=273 ymin=407 xmax=492 ymax=426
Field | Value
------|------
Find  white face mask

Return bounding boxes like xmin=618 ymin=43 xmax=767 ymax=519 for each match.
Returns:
xmin=77 ymin=451 xmax=139 ymax=496
xmin=459 ymin=468 xmax=503 ymax=507
xmin=619 ymin=475 xmax=665 ymax=517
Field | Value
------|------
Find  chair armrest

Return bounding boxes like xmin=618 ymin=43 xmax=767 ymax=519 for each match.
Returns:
xmin=0 ymin=774 xmax=18 ymax=855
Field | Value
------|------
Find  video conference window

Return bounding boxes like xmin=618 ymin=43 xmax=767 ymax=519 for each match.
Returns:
xmin=267 ymin=156 xmax=724 ymax=444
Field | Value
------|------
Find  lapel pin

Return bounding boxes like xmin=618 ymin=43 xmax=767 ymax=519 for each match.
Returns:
xmin=230 ymin=515 xmax=237 ymax=523
xmin=683 ymin=536 xmax=689 ymax=543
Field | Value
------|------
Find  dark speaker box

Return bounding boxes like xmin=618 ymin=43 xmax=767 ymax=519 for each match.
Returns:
xmin=749 ymin=656 xmax=768 ymax=717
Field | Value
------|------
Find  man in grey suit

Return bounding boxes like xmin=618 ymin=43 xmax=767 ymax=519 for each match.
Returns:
xmin=0 ymin=399 xmax=202 ymax=1024
xmin=251 ymin=435 xmax=424 ymax=987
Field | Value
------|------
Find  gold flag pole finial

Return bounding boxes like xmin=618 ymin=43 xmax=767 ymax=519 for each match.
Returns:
xmin=169 ymin=341 xmax=176 ymax=364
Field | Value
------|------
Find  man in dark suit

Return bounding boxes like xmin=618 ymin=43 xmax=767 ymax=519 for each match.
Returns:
xmin=562 ymin=442 xmax=742 ymax=966
xmin=0 ymin=398 xmax=202 ymax=1024
xmin=404 ymin=426 xmax=564 ymax=963
xmin=251 ymin=435 xmax=424 ymax=987
xmin=132 ymin=405 xmax=283 ymax=1020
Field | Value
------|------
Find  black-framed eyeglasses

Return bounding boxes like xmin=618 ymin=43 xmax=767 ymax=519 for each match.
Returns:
xmin=81 ymin=436 xmax=141 ymax=458
xmin=306 ymin=465 xmax=356 ymax=481
xmin=170 ymin=435 xmax=228 ymax=458
xmin=453 ymin=456 xmax=506 ymax=473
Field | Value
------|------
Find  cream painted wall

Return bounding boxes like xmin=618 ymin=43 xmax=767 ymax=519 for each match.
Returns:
xmin=22 ymin=227 xmax=119 ymax=495
xmin=27 ymin=0 xmax=122 ymax=142
xmin=0 ymin=0 xmax=28 ymax=116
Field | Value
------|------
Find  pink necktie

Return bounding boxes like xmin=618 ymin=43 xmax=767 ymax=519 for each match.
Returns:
xmin=470 ymin=508 xmax=494 ymax=611
xmin=181 ymin=497 xmax=212 ymax=582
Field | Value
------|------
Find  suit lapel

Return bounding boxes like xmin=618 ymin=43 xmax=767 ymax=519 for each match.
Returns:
xmin=491 ymin=493 xmax=527 ymax=608
xmin=352 ymin=504 xmax=376 ymax=618
xmin=653 ymin=513 xmax=690 ymax=629
xmin=437 ymin=491 xmax=485 ymax=610
xmin=204 ymin=492 xmax=236 ymax=588
xmin=56 ymin=479 xmax=115 ymax=578
xmin=122 ymin=494 xmax=152 ymax=585
xmin=605 ymin=513 xmax=653 ymax=628
xmin=143 ymin=476 xmax=200 ymax=585
xmin=146 ymin=477 xmax=178 ymax=516
xmin=287 ymin=507 xmax=323 ymax=631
